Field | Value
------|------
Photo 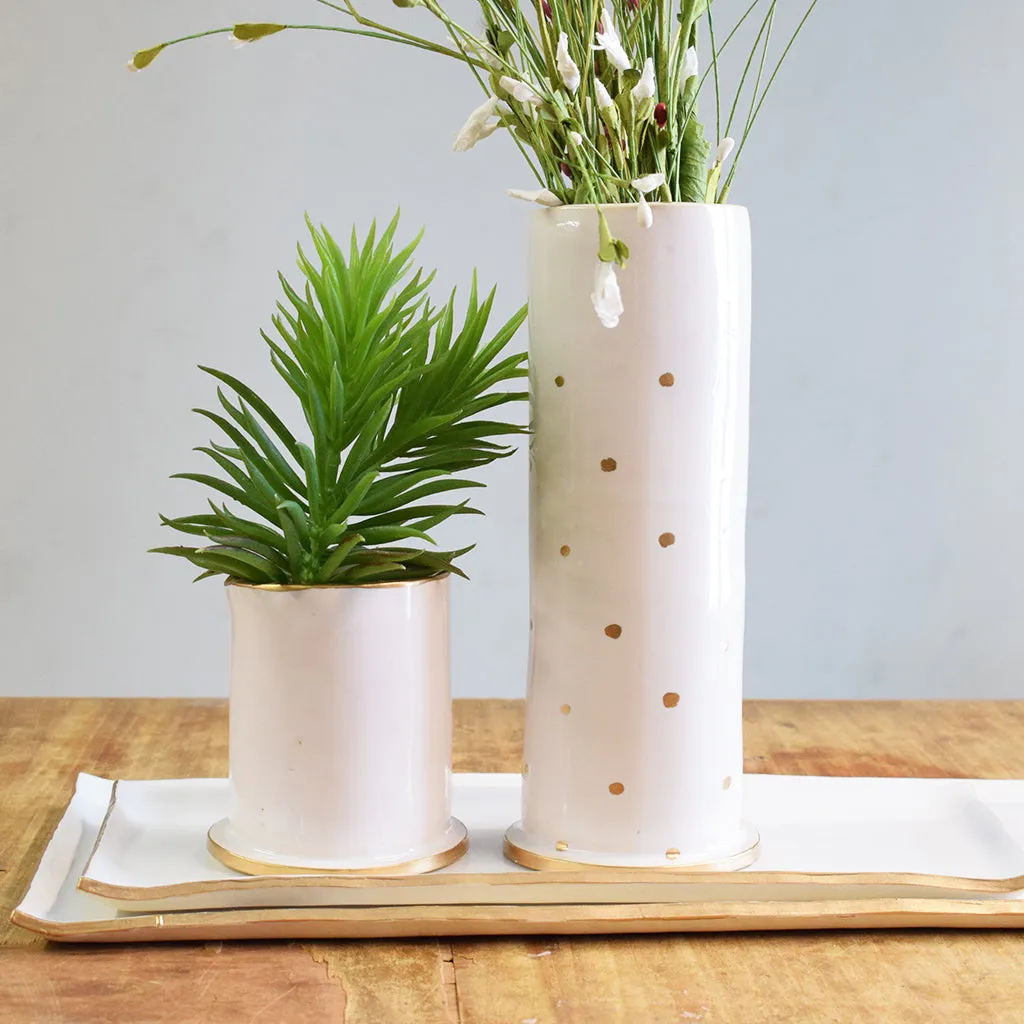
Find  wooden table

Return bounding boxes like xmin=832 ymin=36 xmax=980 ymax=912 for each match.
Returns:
xmin=3 ymin=699 xmax=1024 ymax=1023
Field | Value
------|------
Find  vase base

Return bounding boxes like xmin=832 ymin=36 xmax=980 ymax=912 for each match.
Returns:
xmin=207 ymin=817 xmax=469 ymax=876
xmin=503 ymin=822 xmax=759 ymax=872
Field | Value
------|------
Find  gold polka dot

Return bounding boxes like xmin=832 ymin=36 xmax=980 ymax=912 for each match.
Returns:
xmin=658 ymin=532 xmax=675 ymax=548
xmin=722 ymin=775 xmax=732 ymax=790
xmin=600 ymin=457 xmax=617 ymax=472
xmin=554 ymin=375 xmax=565 ymax=387
xmin=666 ymin=848 xmax=681 ymax=860
xmin=659 ymin=372 xmax=675 ymax=387
xmin=555 ymin=840 xmax=568 ymax=851
xmin=521 ymin=762 xmax=529 ymax=776
xmin=608 ymin=782 xmax=625 ymax=795
xmin=559 ymin=544 xmax=571 ymax=557
xmin=604 ymin=624 xmax=622 ymax=639
xmin=662 ymin=692 xmax=680 ymax=708
xmin=560 ymin=703 xmax=571 ymax=715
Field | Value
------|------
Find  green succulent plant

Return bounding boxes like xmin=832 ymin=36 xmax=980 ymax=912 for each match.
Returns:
xmin=153 ymin=214 xmax=528 ymax=586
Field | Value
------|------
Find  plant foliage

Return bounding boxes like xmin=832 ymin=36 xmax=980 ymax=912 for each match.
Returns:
xmin=132 ymin=0 xmax=818 ymax=206
xmin=154 ymin=214 xmax=528 ymax=585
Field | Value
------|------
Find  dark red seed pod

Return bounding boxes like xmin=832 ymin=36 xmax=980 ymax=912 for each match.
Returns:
xmin=560 ymin=161 xmax=573 ymax=180
xmin=654 ymin=102 xmax=668 ymax=128
xmin=542 ymin=0 xmax=552 ymax=20
xmin=627 ymin=0 xmax=639 ymax=10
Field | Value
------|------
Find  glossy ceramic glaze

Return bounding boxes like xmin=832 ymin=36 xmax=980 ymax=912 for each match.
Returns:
xmin=516 ymin=204 xmax=753 ymax=867
xmin=17 ymin=773 xmax=1024 ymax=942
xmin=216 ymin=576 xmax=464 ymax=873
xmin=74 ymin=773 xmax=1024 ymax=914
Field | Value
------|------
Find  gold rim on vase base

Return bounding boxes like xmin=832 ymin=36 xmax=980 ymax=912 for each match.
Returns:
xmin=207 ymin=825 xmax=469 ymax=877
xmin=502 ymin=830 xmax=760 ymax=874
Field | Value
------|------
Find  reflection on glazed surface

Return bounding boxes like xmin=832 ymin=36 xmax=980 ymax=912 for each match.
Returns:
xmin=521 ymin=204 xmax=752 ymax=865
xmin=224 ymin=577 xmax=457 ymax=869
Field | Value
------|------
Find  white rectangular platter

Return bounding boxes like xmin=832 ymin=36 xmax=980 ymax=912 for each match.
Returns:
xmin=12 ymin=772 xmax=1024 ymax=942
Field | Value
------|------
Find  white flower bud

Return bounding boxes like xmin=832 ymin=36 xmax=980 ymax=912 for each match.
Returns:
xmin=591 ymin=261 xmax=624 ymax=329
xmin=506 ymin=188 xmax=564 ymax=207
xmin=594 ymin=10 xmax=632 ymax=73
xmin=468 ymin=39 xmax=502 ymax=69
xmin=637 ymin=193 xmax=653 ymax=229
xmin=556 ymin=32 xmax=581 ymax=94
xmin=500 ymin=75 xmax=543 ymax=107
xmin=716 ymin=137 xmax=736 ymax=164
xmin=632 ymin=57 xmax=656 ymax=101
xmin=682 ymin=46 xmax=698 ymax=82
xmin=594 ymin=80 xmax=614 ymax=111
xmin=453 ymin=96 xmax=501 ymax=153
xmin=631 ymin=172 xmax=665 ymax=194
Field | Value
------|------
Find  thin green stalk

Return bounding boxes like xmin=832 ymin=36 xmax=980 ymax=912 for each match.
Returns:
xmin=288 ymin=23 xmax=473 ymax=60
xmin=706 ymin=3 xmax=721 ymax=144
xmin=152 ymin=27 xmax=234 ymax=49
xmin=310 ymin=0 xmax=351 ymax=15
xmin=657 ymin=0 xmax=671 ymax=102
xmin=689 ymin=0 xmax=764 ymax=111
xmin=723 ymin=1 xmax=775 ymax=138
xmin=720 ymin=0 xmax=820 ymax=200
xmin=337 ymin=0 xmax=477 ymax=63
xmin=146 ymin=23 xmax=476 ymax=64
xmin=742 ymin=0 xmax=777 ymax=135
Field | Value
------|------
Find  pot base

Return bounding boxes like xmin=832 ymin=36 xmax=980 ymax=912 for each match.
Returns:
xmin=207 ymin=817 xmax=468 ymax=876
xmin=503 ymin=822 xmax=759 ymax=872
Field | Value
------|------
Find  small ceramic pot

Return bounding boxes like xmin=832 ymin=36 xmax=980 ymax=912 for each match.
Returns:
xmin=507 ymin=204 xmax=758 ymax=870
xmin=207 ymin=574 xmax=467 ymax=874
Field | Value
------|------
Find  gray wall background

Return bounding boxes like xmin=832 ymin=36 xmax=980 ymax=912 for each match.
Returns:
xmin=1 ymin=2 xmax=1022 ymax=699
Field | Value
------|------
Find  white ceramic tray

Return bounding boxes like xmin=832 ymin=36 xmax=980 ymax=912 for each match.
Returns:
xmin=13 ymin=772 xmax=1024 ymax=942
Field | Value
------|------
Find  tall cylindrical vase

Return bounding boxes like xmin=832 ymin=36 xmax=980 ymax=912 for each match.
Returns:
xmin=505 ymin=204 xmax=758 ymax=870
xmin=208 ymin=575 xmax=467 ymax=874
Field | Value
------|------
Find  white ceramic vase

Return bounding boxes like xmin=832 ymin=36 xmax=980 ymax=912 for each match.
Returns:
xmin=505 ymin=203 xmax=758 ymax=870
xmin=207 ymin=575 xmax=467 ymax=874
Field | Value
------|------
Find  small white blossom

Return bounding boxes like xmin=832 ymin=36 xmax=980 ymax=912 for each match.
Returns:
xmin=591 ymin=261 xmax=624 ymax=329
xmin=682 ymin=46 xmax=698 ymax=82
xmin=637 ymin=193 xmax=653 ymax=229
xmin=500 ymin=75 xmax=543 ymax=107
xmin=556 ymin=32 xmax=581 ymax=94
xmin=507 ymin=188 xmax=564 ymax=207
xmin=594 ymin=9 xmax=631 ymax=72
xmin=716 ymin=137 xmax=736 ymax=164
xmin=569 ymin=130 xmax=584 ymax=146
xmin=126 ymin=60 xmax=140 ymax=72
xmin=594 ymin=79 xmax=615 ymax=111
xmin=453 ymin=96 xmax=501 ymax=152
xmin=631 ymin=172 xmax=665 ymax=194
xmin=632 ymin=57 xmax=656 ymax=101
xmin=469 ymin=38 xmax=502 ymax=70
xmin=231 ymin=36 xmax=252 ymax=50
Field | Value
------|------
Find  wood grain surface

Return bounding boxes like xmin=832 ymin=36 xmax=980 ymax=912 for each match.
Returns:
xmin=3 ymin=698 xmax=1024 ymax=1023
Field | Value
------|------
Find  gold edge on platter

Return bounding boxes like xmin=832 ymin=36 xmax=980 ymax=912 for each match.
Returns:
xmin=13 ymin=899 xmax=1024 ymax=944
xmin=75 ymin=778 xmax=119 ymax=892
xmin=77 ymin=860 xmax=1024 ymax=904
